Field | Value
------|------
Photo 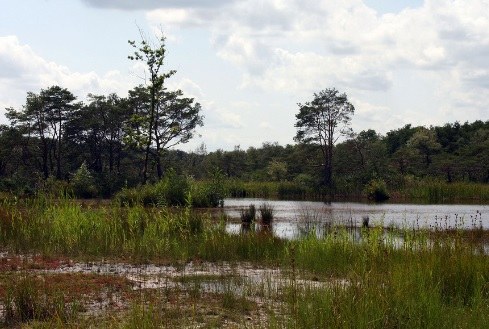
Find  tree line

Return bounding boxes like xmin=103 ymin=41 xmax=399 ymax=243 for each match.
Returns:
xmin=0 ymin=33 xmax=487 ymax=198
xmin=0 ymin=83 xmax=487 ymax=197
xmin=183 ymin=119 xmax=489 ymax=193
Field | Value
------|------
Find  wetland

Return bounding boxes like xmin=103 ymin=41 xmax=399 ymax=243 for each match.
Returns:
xmin=1 ymin=196 xmax=489 ymax=328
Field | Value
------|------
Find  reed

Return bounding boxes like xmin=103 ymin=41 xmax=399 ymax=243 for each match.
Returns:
xmin=259 ymin=203 xmax=275 ymax=225
xmin=4 ymin=276 xmax=78 ymax=326
xmin=115 ymin=171 xmax=225 ymax=208
xmin=1 ymin=197 xmax=489 ymax=327
xmin=240 ymin=204 xmax=256 ymax=223
xmin=400 ymin=180 xmax=489 ymax=203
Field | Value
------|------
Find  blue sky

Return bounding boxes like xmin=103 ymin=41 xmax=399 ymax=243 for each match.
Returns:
xmin=1 ymin=0 xmax=488 ymax=151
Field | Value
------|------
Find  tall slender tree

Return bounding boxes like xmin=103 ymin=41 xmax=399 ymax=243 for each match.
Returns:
xmin=128 ymin=32 xmax=203 ymax=182
xmin=128 ymin=33 xmax=175 ymax=184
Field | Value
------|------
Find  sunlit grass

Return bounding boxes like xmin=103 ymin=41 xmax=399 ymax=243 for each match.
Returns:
xmin=1 ymin=197 xmax=489 ymax=327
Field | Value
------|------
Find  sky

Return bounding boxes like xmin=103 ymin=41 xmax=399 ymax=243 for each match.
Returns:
xmin=1 ymin=0 xmax=488 ymax=152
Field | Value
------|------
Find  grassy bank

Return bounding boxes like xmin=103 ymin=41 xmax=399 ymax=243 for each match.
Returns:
xmin=224 ymin=179 xmax=489 ymax=203
xmin=1 ymin=198 xmax=489 ymax=327
xmin=398 ymin=180 xmax=489 ymax=203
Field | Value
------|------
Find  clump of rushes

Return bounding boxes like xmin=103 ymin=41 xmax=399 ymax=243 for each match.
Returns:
xmin=4 ymin=276 xmax=76 ymax=325
xmin=240 ymin=204 xmax=256 ymax=224
xmin=259 ymin=203 xmax=274 ymax=225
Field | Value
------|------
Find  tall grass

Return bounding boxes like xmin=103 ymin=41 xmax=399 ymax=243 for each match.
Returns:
xmin=225 ymin=180 xmax=317 ymax=200
xmin=4 ymin=276 xmax=78 ymax=326
xmin=1 ymin=197 xmax=489 ymax=327
xmin=224 ymin=178 xmax=489 ymax=203
xmin=259 ymin=203 xmax=274 ymax=225
xmin=240 ymin=204 xmax=256 ymax=223
xmin=400 ymin=180 xmax=489 ymax=203
xmin=0 ymin=197 xmax=286 ymax=263
xmin=115 ymin=170 xmax=225 ymax=208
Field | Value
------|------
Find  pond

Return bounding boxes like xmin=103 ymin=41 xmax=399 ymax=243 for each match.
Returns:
xmin=222 ymin=198 xmax=489 ymax=239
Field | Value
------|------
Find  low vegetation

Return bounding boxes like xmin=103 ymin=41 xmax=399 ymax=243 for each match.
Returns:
xmin=0 ymin=197 xmax=488 ymax=327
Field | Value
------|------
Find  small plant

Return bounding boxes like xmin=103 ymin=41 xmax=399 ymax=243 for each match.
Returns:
xmin=362 ymin=215 xmax=370 ymax=228
xmin=206 ymin=167 xmax=226 ymax=207
xmin=240 ymin=204 xmax=256 ymax=223
xmin=259 ymin=203 xmax=274 ymax=225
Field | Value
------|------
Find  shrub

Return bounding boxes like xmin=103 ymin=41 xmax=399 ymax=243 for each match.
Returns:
xmin=115 ymin=169 xmax=223 ymax=208
xmin=364 ymin=178 xmax=390 ymax=202
xmin=70 ymin=162 xmax=97 ymax=198
xmin=163 ymin=169 xmax=189 ymax=206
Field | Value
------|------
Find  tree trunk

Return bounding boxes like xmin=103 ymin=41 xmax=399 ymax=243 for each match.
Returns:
xmin=142 ymin=89 xmax=156 ymax=185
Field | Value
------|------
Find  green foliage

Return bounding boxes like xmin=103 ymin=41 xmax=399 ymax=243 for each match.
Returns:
xmin=267 ymin=159 xmax=288 ymax=181
xmin=36 ymin=176 xmax=70 ymax=198
xmin=295 ymin=88 xmax=355 ymax=187
xmin=277 ymin=181 xmax=309 ymax=199
xmin=407 ymin=127 xmax=442 ymax=167
xmin=192 ymin=168 xmax=225 ymax=207
xmin=115 ymin=169 xmax=189 ymax=207
xmin=115 ymin=169 xmax=224 ymax=208
xmin=400 ymin=179 xmax=489 ymax=203
xmin=225 ymin=180 xmax=275 ymax=198
xmin=70 ymin=162 xmax=97 ymax=199
xmin=363 ymin=178 xmax=390 ymax=201
xmin=1 ymin=72 xmax=489 ymax=202
xmin=2 ymin=197 xmax=489 ymax=327
xmin=127 ymin=33 xmax=203 ymax=183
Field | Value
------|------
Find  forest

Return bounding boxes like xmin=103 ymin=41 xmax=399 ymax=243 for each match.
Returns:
xmin=1 ymin=34 xmax=488 ymax=203
xmin=1 ymin=82 xmax=488 ymax=201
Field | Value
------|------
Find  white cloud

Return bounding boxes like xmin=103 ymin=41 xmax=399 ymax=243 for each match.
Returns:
xmin=0 ymin=35 xmax=137 ymax=113
xmin=146 ymin=0 xmax=489 ymax=135
xmin=82 ymin=0 xmax=233 ymax=10
xmin=6 ymin=0 xmax=487 ymax=148
xmin=167 ymin=78 xmax=204 ymax=99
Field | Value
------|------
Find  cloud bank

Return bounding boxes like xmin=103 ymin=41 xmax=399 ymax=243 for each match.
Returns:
xmin=81 ymin=0 xmax=233 ymax=10
xmin=146 ymin=0 xmax=489 ymax=117
xmin=0 ymin=35 xmax=135 ymax=106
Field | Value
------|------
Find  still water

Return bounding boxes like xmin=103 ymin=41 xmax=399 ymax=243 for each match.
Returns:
xmin=223 ymin=198 xmax=489 ymax=239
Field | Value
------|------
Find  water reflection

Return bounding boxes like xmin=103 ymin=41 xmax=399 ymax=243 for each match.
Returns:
xmin=236 ymin=222 xmax=275 ymax=236
xmin=222 ymin=198 xmax=489 ymax=240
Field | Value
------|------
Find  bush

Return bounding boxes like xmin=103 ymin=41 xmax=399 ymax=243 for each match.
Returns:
xmin=115 ymin=169 xmax=224 ymax=208
xmin=188 ymin=168 xmax=225 ymax=208
xmin=364 ymin=178 xmax=390 ymax=201
xmin=70 ymin=162 xmax=97 ymax=198
xmin=163 ymin=169 xmax=189 ymax=206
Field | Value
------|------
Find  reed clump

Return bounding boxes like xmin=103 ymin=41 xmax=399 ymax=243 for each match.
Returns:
xmin=240 ymin=204 xmax=256 ymax=224
xmin=115 ymin=169 xmax=225 ymax=208
xmin=259 ymin=203 xmax=274 ymax=225
xmin=4 ymin=276 xmax=77 ymax=325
